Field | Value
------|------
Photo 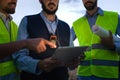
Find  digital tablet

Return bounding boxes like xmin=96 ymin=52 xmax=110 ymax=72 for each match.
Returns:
xmin=52 ymin=46 xmax=87 ymax=64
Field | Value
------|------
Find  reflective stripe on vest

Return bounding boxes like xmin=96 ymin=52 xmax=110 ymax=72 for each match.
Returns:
xmin=0 ymin=61 xmax=18 ymax=76
xmin=82 ymin=44 xmax=119 ymax=66
xmin=73 ymin=11 xmax=119 ymax=78
xmin=80 ymin=59 xmax=119 ymax=66
xmin=86 ymin=44 xmax=111 ymax=51
xmin=0 ymin=19 xmax=18 ymax=76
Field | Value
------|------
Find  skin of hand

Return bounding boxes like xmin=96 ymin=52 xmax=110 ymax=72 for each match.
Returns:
xmin=26 ymin=38 xmax=56 ymax=53
xmin=100 ymin=31 xmax=115 ymax=50
xmin=38 ymin=57 xmax=61 ymax=72
xmin=66 ymin=53 xmax=85 ymax=68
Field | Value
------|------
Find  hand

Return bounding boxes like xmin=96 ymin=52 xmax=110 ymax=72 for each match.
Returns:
xmin=26 ymin=38 xmax=56 ymax=53
xmin=38 ymin=57 xmax=61 ymax=72
xmin=100 ymin=31 xmax=115 ymax=50
xmin=66 ymin=53 xmax=85 ymax=68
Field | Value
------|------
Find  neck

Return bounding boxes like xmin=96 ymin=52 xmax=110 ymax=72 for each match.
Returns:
xmin=43 ymin=11 xmax=56 ymax=22
xmin=87 ymin=7 xmax=98 ymax=16
xmin=0 ymin=9 xmax=10 ymax=19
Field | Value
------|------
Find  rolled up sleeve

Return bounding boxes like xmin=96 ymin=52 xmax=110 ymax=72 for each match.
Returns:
xmin=12 ymin=17 xmax=42 ymax=74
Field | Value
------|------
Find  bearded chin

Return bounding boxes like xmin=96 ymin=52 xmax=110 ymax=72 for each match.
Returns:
xmin=85 ymin=0 xmax=97 ymax=11
xmin=45 ymin=9 xmax=57 ymax=15
xmin=43 ymin=7 xmax=57 ymax=15
xmin=85 ymin=6 xmax=95 ymax=11
xmin=41 ymin=2 xmax=58 ymax=15
xmin=5 ymin=9 xmax=15 ymax=14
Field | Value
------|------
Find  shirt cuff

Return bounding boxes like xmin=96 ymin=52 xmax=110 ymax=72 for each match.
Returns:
xmin=114 ymin=43 xmax=120 ymax=52
xmin=28 ymin=59 xmax=42 ymax=74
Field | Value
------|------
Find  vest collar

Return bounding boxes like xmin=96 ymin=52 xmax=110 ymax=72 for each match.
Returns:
xmin=0 ymin=12 xmax=13 ymax=22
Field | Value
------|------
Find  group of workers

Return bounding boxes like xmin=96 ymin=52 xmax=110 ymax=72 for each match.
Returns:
xmin=0 ymin=0 xmax=119 ymax=80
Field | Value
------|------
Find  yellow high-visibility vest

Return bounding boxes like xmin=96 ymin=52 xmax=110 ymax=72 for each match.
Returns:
xmin=0 ymin=19 xmax=18 ymax=76
xmin=73 ymin=11 xmax=119 ymax=78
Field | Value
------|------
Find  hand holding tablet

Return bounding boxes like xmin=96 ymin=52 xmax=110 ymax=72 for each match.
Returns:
xmin=52 ymin=46 xmax=88 ymax=64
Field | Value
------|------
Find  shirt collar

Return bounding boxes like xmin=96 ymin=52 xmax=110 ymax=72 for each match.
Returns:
xmin=85 ymin=7 xmax=104 ymax=17
xmin=0 ymin=12 xmax=13 ymax=21
xmin=40 ymin=11 xmax=58 ymax=24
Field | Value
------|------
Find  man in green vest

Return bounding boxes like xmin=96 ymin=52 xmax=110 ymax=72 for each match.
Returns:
xmin=71 ymin=0 xmax=120 ymax=80
xmin=0 ymin=0 xmax=56 ymax=80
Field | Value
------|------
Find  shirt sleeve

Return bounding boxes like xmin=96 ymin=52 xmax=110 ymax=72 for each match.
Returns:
xmin=12 ymin=17 xmax=42 ymax=74
xmin=70 ymin=27 xmax=76 ymax=41
xmin=114 ymin=15 xmax=120 ymax=52
xmin=69 ymin=28 xmax=74 ymax=47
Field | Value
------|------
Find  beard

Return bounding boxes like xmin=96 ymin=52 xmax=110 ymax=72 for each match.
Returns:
xmin=84 ymin=0 xmax=97 ymax=11
xmin=3 ymin=2 xmax=16 ymax=14
xmin=41 ymin=1 xmax=58 ymax=15
xmin=4 ymin=8 xmax=15 ymax=14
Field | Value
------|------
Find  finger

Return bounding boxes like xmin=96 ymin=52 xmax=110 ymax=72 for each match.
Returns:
xmin=37 ymin=41 xmax=47 ymax=53
xmin=44 ymin=40 xmax=56 ymax=48
xmin=37 ymin=46 xmax=46 ymax=53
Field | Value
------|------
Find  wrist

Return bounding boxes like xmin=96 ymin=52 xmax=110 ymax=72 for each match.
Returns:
xmin=24 ymin=39 xmax=31 ymax=49
xmin=37 ymin=60 xmax=44 ymax=70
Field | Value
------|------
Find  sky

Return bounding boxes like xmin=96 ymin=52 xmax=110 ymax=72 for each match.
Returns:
xmin=12 ymin=0 xmax=120 ymax=26
xmin=12 ymin=0 xmax=120 ymax=46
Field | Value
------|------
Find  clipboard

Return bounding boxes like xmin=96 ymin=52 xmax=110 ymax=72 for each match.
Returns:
xmin=52 ymin=46 xmax=87 ymax=64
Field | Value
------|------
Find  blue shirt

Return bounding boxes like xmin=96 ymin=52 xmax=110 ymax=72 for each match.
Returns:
xmin=71 ymin=8 xmax=120 ymax=52
xmin=12 ymin=11 xmax=73 ymax=74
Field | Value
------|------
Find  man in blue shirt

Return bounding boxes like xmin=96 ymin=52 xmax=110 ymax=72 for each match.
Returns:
xmin=13 ymin=0 xmax=73 ymax=80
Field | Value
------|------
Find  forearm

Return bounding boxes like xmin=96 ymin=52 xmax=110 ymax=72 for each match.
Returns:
xmin=0 ymin=40 xmax=27 ymax=59
xmin=18 ymin=57 xmax=40 ymax=74
xmin=13 ymin=49 xmax=41 ymax=74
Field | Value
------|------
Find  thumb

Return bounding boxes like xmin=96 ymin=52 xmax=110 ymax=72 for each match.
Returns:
xmin=44 ymin=40 xmax=56 ymax=48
